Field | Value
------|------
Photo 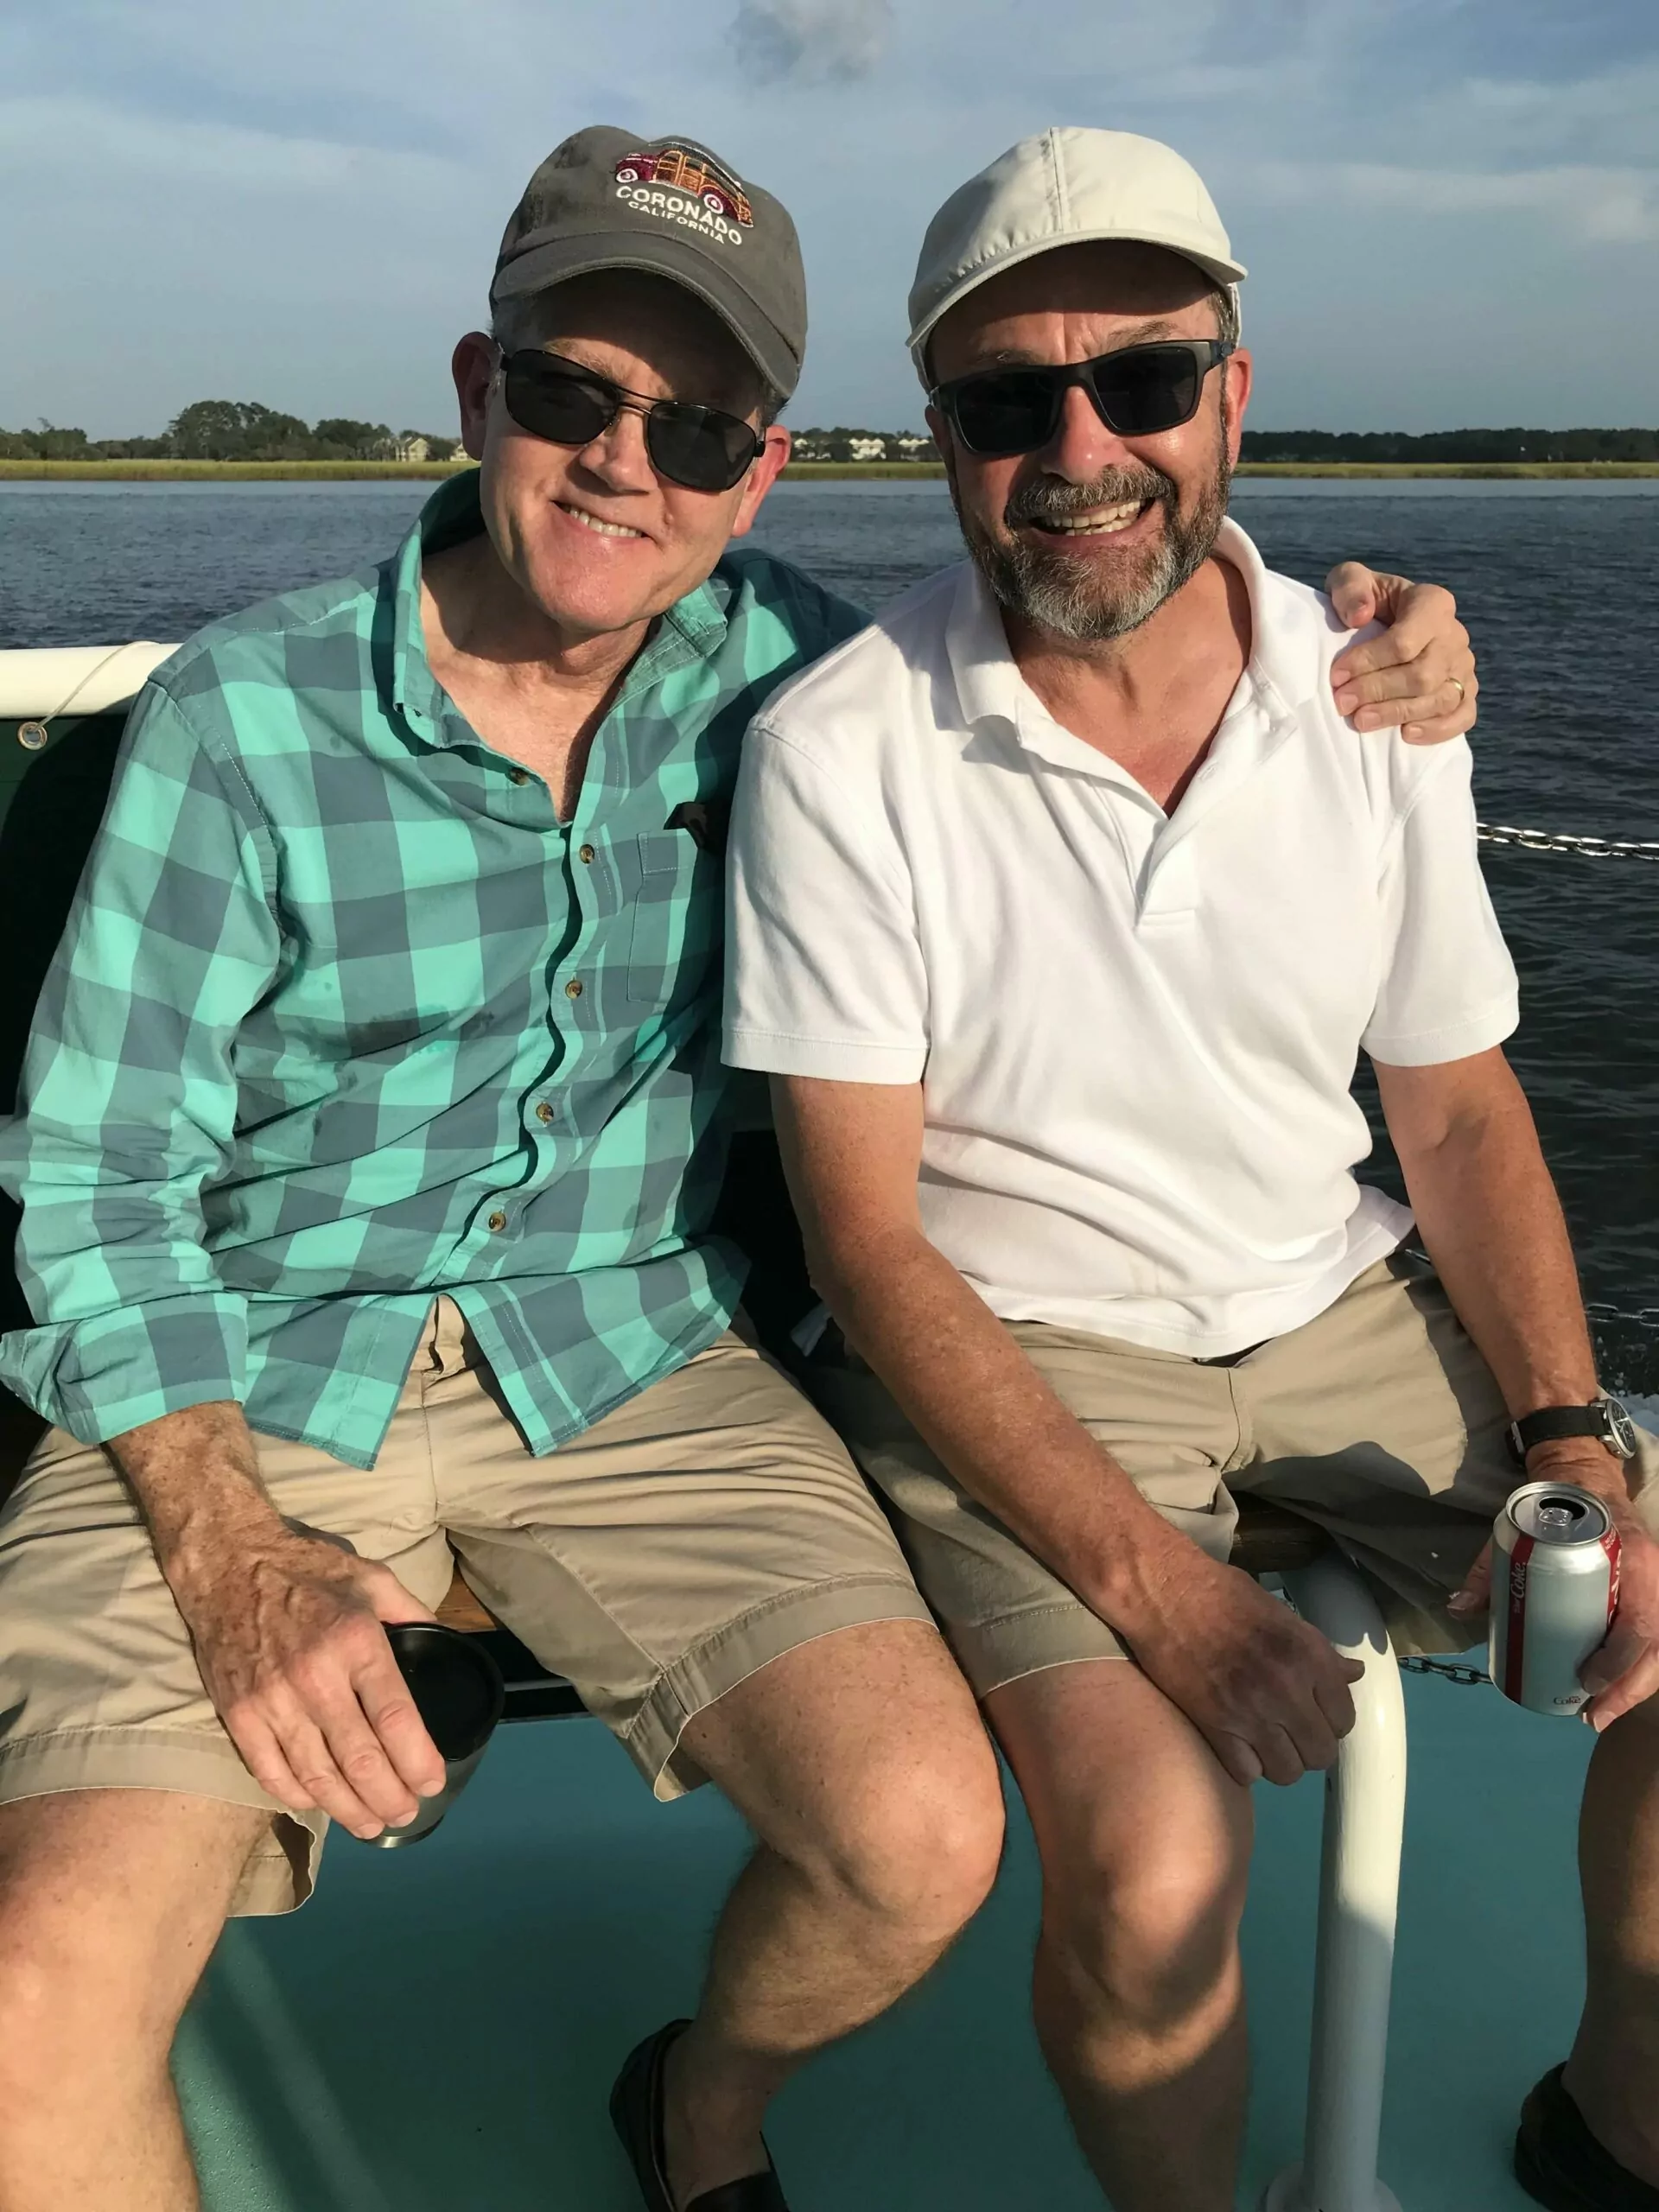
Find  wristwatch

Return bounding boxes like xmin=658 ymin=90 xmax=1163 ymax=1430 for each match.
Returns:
xmin=1506 ymin=1395 xmax=1640 ymax=1467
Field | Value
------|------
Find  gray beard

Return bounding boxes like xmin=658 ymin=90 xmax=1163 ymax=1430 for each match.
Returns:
xmin=956 ymin=445 xmax=1232 ymax=645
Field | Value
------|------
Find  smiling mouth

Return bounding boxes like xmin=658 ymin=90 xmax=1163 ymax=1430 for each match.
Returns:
xmin=558 ymin=501 xmax=646 ymax=541
xmin=1028 ymin=498 xmax=1154 ymax=538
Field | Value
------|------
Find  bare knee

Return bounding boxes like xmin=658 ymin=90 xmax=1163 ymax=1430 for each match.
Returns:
xmin=1043 ymin=1815 xmax=1251 ymax=2028
xmin=799 ymin=1727 xmax=1006 ymax=1942
xmin=695 ymin=1621 xmax=1006 ymax=1944
xmin=0 ymin=1899 xmax=180 ymax=2120
xmin=0 ymin=1791 xmax=259 ymax=2093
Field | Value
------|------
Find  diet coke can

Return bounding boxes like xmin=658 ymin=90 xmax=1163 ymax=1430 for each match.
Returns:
xmin=1489 ymin=1482 xmax=1620 ymax=1715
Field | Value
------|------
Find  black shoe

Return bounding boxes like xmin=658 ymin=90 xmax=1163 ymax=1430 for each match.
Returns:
xmin=1515 ymin=2065 xmax=1659 ymax=2211
xmin=609 ymin=2019 xmax=791 ymax=2212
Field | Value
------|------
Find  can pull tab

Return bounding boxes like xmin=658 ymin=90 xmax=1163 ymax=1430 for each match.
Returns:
xmin=1536 ymin=1499 xmax=1587 ymax=1533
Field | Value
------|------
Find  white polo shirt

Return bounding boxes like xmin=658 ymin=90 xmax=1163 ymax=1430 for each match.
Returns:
xmin=723 ymin=520 xmax=1519 ymax=1357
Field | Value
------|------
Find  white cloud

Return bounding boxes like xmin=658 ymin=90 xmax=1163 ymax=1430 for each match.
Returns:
xmin=0 ymin=94 xmax=457 ymax=197
xmin=729 ymin=0 xmax=893 ymax=82
xmin=1458 ymin=61 xmax=1659 ymax=168
xmin=1237 ymin=156 xmax=1659 ymax=245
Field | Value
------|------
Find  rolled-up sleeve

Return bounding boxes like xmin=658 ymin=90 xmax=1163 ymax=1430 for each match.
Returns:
xmin=723 ymin=721 xmax=929 ymax=1084
xmin=1363 ymin=742 xmax=1519 ymax=1067
xmin=0 ymin=686 xmax=281 ymax=1440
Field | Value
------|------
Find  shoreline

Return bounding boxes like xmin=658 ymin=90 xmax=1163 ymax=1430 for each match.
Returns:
xmin=2 ymin=456 xmax=1656 ymax=484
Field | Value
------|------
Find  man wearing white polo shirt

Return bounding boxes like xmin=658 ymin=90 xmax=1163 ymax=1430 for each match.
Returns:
xmin=724 ymin=130 xmax=1659 ymax=2212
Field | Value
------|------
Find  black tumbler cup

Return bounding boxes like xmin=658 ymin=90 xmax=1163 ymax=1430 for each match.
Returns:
xmin=367 ymin=1623 xmax=505 ymax=1848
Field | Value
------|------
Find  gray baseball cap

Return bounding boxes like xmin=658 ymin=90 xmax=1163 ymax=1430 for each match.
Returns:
xmin=492 ymin=126 xmax=807 ymax=401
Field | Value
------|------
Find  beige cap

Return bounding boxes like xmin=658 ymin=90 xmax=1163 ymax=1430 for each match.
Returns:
xmin=907 ymin=127 xmax=1246 ymax=365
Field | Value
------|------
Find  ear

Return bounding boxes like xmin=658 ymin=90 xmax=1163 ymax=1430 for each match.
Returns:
xmin=452 ymin=331 xmax=498 ymax=464
xmin=1222 ymin=347 xmax=1253 ymax=468
xmin=728 ymin=423 xmax=792 ymax=539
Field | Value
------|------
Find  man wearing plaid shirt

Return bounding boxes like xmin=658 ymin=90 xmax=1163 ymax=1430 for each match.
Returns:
xmin=0 ymin=128 xmax=1478 ymax=2212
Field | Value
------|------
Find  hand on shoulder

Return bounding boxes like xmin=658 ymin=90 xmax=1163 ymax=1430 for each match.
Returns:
xmin=1325 ymin=564 xmax=1478 ymax=746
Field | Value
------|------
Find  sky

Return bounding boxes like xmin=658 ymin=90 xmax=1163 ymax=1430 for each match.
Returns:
xmin=2 ymin=0 xmax=1656 ymax=440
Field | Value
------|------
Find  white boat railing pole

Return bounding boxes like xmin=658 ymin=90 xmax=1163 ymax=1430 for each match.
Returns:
xmin=1262 ymin=1553 xmax=1408 ymax=2212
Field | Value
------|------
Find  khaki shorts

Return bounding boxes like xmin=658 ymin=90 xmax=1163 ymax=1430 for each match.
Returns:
xmin=0 ymin=1300 xmax=929 ymax=1915
xmin=809 ymin=1255 xmax=1659 ymax=1699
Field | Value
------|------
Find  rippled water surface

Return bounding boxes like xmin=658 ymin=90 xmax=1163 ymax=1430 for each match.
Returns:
xmin=3 ymin=478 xmax=1656 ymax=1382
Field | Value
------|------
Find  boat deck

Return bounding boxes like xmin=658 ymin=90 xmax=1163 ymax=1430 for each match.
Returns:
xmin=177 ymin=1663 xmax=1589 ymax=2212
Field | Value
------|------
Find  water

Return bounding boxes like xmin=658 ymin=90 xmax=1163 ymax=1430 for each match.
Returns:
xmin=3 ymin=478 xmax=1656 ymax=1385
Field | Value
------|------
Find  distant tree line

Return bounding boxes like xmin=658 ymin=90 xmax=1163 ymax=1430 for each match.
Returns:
xmin=0 ymin=399 xmax=461 ymax=463
xmin=793 ymin=424 xmax=1659 ymax=465
xmin=1239 ymin=426 xmax=1659 ymax=463
xmin=7 ymin=406 xmax=1653 ymax=468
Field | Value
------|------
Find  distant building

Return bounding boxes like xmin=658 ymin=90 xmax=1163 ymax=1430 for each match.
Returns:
xmin=388 ymin=434 xmax=461 ymax=463
xmin=786 ymin=427 xmax=939 ymax=464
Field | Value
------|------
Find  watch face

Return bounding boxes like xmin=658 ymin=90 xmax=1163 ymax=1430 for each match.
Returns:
xmin=1605 ymin=1397 xmax=1640 ymax=1458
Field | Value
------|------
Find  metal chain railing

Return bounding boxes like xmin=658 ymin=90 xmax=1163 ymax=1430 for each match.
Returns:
xmin=1478 ymin=823 xmax=1659 ymax=860
xmin=1399 ymin=1656 xmax=1491 ymax=1687
xmin=1586 ymin=1301 xmax=1659 ymax=1336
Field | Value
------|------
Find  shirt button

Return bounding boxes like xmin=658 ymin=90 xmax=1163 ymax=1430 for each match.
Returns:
xmin=508 ymin=767 xmax=531 ymax=786
xmin=578 ymin=843 xmax=595 ymax=865
xmin=487 ymin=1210 xmax=507 ymax=1232
xmin=535 ymin=1101 xmax=554 ymax=1123
xmin=565 ymin=978 xmax=583 ymax=1000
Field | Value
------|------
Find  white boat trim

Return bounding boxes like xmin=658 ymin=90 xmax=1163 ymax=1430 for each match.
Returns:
xmin=0 ymin=643 xmax=178 ymax=720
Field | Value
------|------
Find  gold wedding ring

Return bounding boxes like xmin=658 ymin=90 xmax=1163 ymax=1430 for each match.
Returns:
xmin=1448 ymin=677 xmax=1467 ymax=704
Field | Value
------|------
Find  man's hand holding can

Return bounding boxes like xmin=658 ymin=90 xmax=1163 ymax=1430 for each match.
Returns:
xmin=1452 ymin=1439 xmax=1659 ymax=1727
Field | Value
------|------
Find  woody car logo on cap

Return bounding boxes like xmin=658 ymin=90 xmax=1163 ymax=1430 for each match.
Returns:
xmin=614 ymin=143 xmax=754 ymax=244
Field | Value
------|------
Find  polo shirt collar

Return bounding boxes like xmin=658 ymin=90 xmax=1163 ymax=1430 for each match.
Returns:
xmin=386 ymin=468 xmax=731 ymax=737
xmin=942 ymin=516 xmax=1306 ymax=804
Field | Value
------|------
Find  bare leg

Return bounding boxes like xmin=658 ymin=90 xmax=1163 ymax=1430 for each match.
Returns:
xmin=0 ymin=1789 xmax=268 ymax=2212
xmin=985 ymin=1659 xmax=1254 ymax=2212
xmin=661 ymin=1619 xmax=1004 ymax=2207
xmin=1562 ymin=1694 xmax=1659 ymax=2185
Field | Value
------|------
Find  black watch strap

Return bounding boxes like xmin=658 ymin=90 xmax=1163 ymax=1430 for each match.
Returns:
xmin=1506 ymin=1398 xmax=1637 ymax=1465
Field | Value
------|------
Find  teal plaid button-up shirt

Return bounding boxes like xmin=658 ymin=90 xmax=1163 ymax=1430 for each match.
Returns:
xmin=0 ymin=472 xmax=864 ymax=1467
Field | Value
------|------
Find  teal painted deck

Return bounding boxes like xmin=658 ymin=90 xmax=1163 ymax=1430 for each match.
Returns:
xmin=175 ymin=1667 xmax=1591 ymax=2211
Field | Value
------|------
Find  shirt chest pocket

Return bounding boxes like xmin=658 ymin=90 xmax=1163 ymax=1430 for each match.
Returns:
xmin=627 ymin=829 xmax=720 ymax=1011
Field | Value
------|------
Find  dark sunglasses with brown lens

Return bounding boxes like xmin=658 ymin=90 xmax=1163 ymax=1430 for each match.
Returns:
xmin=499 ymin=349 xmax=766 ymax=493
xmin=932 ymin=338 xmax=1236 ymax=458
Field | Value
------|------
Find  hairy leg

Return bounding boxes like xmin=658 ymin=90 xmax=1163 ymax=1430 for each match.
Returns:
xmin=985 ymin=1659 xmax=1254 ymax=2212
xmin=664 ymin=1618 xmax=1004 ymax=2206
xmin=0 ymin=1789 xmax=268 ymax=2212
xmin=1563 ymin=1694 xmax=1659 ymax=2185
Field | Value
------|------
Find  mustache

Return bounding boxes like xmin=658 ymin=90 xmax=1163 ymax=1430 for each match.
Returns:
xmin=1002 ymin=464 xmax=1177 ymax=532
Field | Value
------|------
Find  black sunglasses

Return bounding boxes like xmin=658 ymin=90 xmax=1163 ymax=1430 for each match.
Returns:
xmin=499 ymin=349 xmax=765 ymax=493
xmin=931 ymin=338 xmax=1236 ymax=458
